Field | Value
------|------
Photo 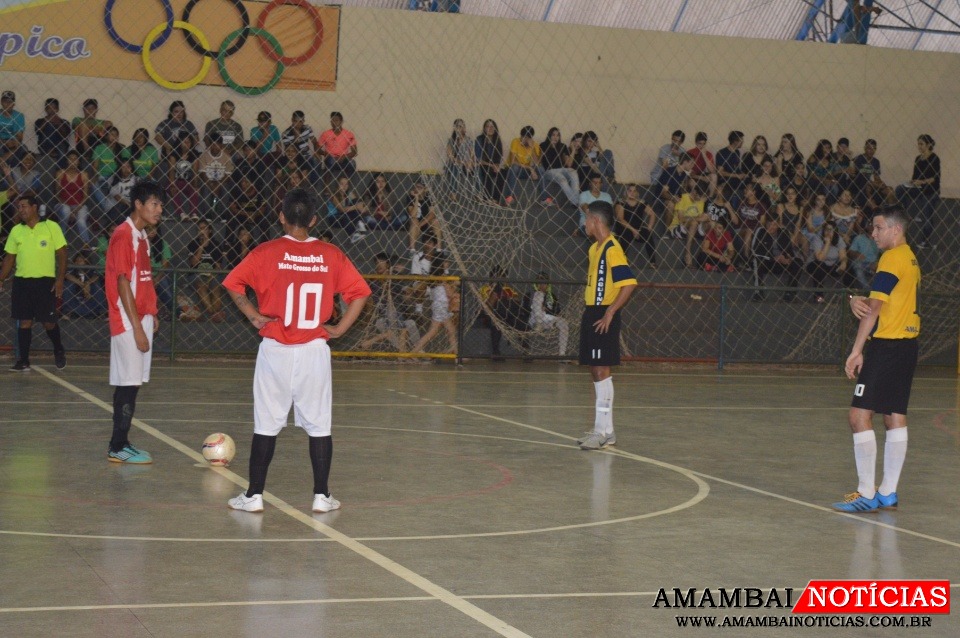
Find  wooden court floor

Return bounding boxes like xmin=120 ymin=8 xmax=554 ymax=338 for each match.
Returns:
xmin=1 ymin=359 xmax=958 ymax=637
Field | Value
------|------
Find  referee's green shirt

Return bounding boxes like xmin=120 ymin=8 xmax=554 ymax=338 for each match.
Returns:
xmin=4 ymin=220 xmax=67 ymax=278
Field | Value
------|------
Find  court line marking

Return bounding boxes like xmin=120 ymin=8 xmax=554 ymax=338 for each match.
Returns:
xmin=30 ymin=367 xmax=531 ymax=638
xmin=1 ymin=405 xmax=955 ymax=413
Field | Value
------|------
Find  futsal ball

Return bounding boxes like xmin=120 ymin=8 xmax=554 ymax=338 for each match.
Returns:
xmin=201 ymin=433 xmax=236 ymax=467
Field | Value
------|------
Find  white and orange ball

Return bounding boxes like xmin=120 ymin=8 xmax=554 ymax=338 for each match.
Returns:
xmin=201 ymin=433 xmax=236 ymax=467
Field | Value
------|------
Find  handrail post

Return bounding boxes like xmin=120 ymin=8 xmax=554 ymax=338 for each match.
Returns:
xmin=718 ymin=284 xmax=726 ymax=370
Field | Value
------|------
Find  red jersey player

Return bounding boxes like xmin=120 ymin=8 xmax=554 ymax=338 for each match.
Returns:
xmin=104 ymin=180 xmax=164 ymax=464
xmin=222 ymin=188 xmax=371 ymax=513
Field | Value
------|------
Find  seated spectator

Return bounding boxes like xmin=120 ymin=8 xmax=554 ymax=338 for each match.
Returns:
xmin=834 ymin=137 xmax=856 ymax=191
xmin=579 ymin=173 xmax=613 ymax=235
xmin=229 ymin=176 xmax=268 ymax=238
xmin=656 ymin=152 xmax=694 ymax=226
xmin=281 ymin=110 xmax=317 ymax=180
xmin=806 ymin=221 xmax=854 ymax=301
xmin=715 ymin=130 xmax=747 ymax=206
xmin=90 ymin=126 xmax=125 ymax=216
xmin=895 ymin=134 xmax=940 ymax=248
xmin=737 ymin=184 xmax=767 ymax=259
xmin=445 ymin=118 xmax=475 ymax=190
xmin=783 ymin=160 xmax=814 ymax=205
xmin=225 ymin=225 xmax=256 ymax=269
xmin=538 ymin=127 xmax=579 ymax=207
xmin=687 ymin=131 xmax=717 ymax=195
xmin=806 ymin=139 xmax=840 ymax=200
xmin=1 ymin=151 xmax=41 ymax=201
xmin=62 ymin=249 xmax=105 ymax=319
xmin=504 ymin=125 xmax=542 ymax=206
xmin=574 ymin=131 xmax=615 ymax=189
xmin=668 ymin=183 xmax=709 ymax=268
xmin=407 ymin=178 xmax=441 ymax=251
xmin=650 ymin=129 xmax=685 ymax=185
xmin=196 ymin=133 xmax=234 ymax=220
xmin=203 ymin=100 xmax=243 ymax=153
xmin=479 ymin=265 xmax=525 ymax=359
xmin=120 ymin=128 xmax=160 ymax=179
xmin=773 ymin=133 xmax=804 ymax=186
xmin=250 ymin=110 xmax=282 ymax=161
xmin=103 ymin=159 xmax=138 ymax=227
xmin=55 ymin=150 xmax=92 ymax=244
xmin=167 ymin=135 xmax=200 ymax=221
xmin=34 ymin=97 xmax=72 ymax=168
xmin=852 ymin=138 xmax=892 ymax=208
xmin=234 ymin=140 xmax=270 ymax=197
xmin=186 ymin=219 xmax=225 ymax=322
xmin=699 ymin=217 xmax=736 ymax=273
xmin=848 ymin=218 xmax=880 ymax=289
xmin=276 ymin=143 xmax=304 ymax=185
xmin=365 ymin=172 xmax=402 ymax=229
xmin=330 ymin=175 xmax=368 ymax=244
xmin=359 ymin=253 xmax=421 ymax=352
xmin=750 ymin=216 xmax=800 ymax=301
xmin=146 ymin=224 xmax=174 ymax=317
xmin=72 ymin=98 xmax=110 ymax=159
xmin=528 ymin=272 xmax=568 ymax=356
xmin=275 ymin=166 xmax=308 ymax=214
xmin=701 ymin=183 xmax=741 ymax=252
xmin=801 ymin=192 xmax=829 ymax=253
xmin=754 ymin=157 xmax=781 ymax=207
xmin=411 ymin=233 xmax=439 ymax=277
xmin=777 ymin=185 xmax=807 ymax=258
xmin=614 ymin=183 xmax=657 ymax=267
xmin=316 ymin=111 xmax=357 ymax=181
xmin=475 ymin=119 xmax=504 ymax=204
xmin=0 ymin=90 xmax=26 ymax=168
xmin=741 ymin=135 xmax=773 ymax=183
xmin=830 ymin=188 xmax=860 ymax=243
xmin=154 ymin=100 xmax=199 ymax=160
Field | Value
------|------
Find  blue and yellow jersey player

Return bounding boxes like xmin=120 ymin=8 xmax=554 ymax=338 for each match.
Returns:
xmin=834 ymin=206 xmax=919 ymax=513
xmin=576 ymin=199 xmax=638 ymax=450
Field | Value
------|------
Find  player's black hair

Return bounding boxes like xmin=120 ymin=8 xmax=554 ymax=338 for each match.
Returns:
xmin=282 ymin=188 xmax=316 ymax=229
xmin=129 ymin=180 xmax=165 ymax=216
xmin=878 ymin=206 xmax=909 ymax=233
xmin=586 ymin=200 xmax=614 ymax=229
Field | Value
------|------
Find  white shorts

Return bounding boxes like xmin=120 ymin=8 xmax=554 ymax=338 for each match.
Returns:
xmin=109 ymin=315 xmax=155 ymax=387
xmin=253 ymin=337 xmax=332 ymax=437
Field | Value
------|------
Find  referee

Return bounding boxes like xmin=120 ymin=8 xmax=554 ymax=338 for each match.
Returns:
xmin=0 ymin=194 xmax=67 ymax=371
xmin=834 ymin=207 xmax=919 ymax=513
xmin=576 ymin=200 xmax=637 ymax=450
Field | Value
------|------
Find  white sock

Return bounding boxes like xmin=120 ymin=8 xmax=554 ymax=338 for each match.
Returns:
xmin=878 ymin=427 xmax=908 ymax=496
xmin=853 ymin=430 xmax=877 ymax=499
xmin=594 ymin=377 xmax=614 ymax=435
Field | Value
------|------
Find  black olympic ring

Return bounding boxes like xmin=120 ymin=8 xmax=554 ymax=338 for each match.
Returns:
xmin=182 ymin=0 xmax=250 ymax=59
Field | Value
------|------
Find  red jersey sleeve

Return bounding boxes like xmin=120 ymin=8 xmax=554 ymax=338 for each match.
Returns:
xmin=335 ymin=250 xmax=371 ymax=303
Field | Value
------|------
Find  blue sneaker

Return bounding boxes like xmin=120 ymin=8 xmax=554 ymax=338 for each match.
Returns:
xmin=107 ymin=444 xmax=152 ymax=464
xmin=832 ymin=491 xmax=879 ymax=513
xmin=876 ymin=491 xmax=898 ymax=510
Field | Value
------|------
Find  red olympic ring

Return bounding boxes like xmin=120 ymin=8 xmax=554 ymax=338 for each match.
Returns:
xmin=256 ymin=0 xmax=324 ymax=67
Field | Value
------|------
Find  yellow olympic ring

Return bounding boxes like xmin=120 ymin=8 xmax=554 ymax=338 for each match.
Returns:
xmin=141 ymin=20 xmax=213 ymax=91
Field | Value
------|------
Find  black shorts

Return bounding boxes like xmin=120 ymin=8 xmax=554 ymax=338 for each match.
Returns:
xmin=851 ymin=338 xmax=918 ymax=415
xmin=11 ymin=277 xmax=58 ymax=323
xmin=579 ymin=305 xmax=622 ymax=366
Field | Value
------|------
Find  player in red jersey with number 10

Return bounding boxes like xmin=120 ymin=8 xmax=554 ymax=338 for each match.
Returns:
xmin=222 ymin=188 xmax=371 ymax=514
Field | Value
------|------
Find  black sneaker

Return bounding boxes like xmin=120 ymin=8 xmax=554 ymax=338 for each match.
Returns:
xmin=10 ymin=360 xmax=31 ymax=372
xmin=55 ymin=350 xmax=66 ymax=370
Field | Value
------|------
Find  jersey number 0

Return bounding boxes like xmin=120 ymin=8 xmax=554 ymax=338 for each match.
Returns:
xmin=284 ymin=283 xmax=324 ymax=329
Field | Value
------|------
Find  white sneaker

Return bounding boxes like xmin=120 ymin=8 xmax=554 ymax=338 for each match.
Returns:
xmin=228 ymin=492 xmax=264 ymax=512
xmin=579 ymin=431 xmax=616 ymax=450
xmin=312 ymin=493 xmax=341 ymax=513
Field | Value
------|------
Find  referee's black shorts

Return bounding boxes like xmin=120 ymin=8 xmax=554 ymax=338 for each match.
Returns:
xmin=851 ymin=338 xmax=919 ymax=415
xmin=11 ymin=277 xmax=58 ymax=323
xmin=579 ymin=305 xmax=622 ymax=366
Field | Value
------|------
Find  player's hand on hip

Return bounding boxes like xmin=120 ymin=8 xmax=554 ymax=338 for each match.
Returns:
xmin=593 ymin=311 xmax=614 ymax=334
xmin=249 ymin=313 xmax=276 ymax=330
xmin=845 ymin=352 xmax=863 ymax=379
xmin=323 ymin=323 xmax=343 ymax=339
xmin=849 ymin=295 xmax=870 ymax=318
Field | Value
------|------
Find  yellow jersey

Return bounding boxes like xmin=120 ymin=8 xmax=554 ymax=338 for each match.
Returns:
xmin=508 ymin=138 xmax=541 ymax=168
xmin=869 ymin=243 xmax=920 ymax=339
xmin=584 ymin=235 xmax=637 ymax=306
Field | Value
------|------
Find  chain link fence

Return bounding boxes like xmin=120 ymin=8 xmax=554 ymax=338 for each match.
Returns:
xmin=1 ymin=2 xmax=958 ymax=367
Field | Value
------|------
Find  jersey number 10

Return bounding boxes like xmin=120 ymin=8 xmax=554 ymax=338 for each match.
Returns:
xmin=284 ymin=283 xmax=324 ymax=329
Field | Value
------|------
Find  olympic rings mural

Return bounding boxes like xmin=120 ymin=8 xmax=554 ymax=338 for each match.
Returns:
xmin=103 ymin=0 xmax=326 ymax=95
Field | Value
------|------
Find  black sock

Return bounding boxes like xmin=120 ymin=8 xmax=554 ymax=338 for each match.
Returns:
xmin=18 ymin=327 xmax=32 ymax=363
xmin=246 ymin=433 xmax=277 ymax=497
xmin=109 ymin=385 xmax=139 ymax=452
xmin=309 ymin=435 xmax=333 ymax=496
xmin=46 ymin=325 xmax=64 ymax=354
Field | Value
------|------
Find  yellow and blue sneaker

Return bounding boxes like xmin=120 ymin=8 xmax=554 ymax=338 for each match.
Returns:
xmin=876 ymin=491 xmax=898 ymax=510
xmin=832 ymin=491 xmax=879 ymax=513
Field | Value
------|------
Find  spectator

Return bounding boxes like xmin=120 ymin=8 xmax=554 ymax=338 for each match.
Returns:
xmin=847 ymin=218 xmax=880 ymax=289
xmin=895 ymin=134 xmax=940 ymax=248
xmin=579 ymin=173 xmax=613 ymax=235
xmin=737 ymin=184 xmax=767 ymax=260
xmin=229 ymin=177 xmax=267 ymax=238
xmin=777 ymin=185 xmax=808 ymax=258
xmin=330 ymin=175 xmax=368 ymax=244
xmin=250 ymin=110 xmax=282 ymax=159
xmin=574 ymin=131 xmax=615 ymax=189
xmin=203 ymin=100 xmax=243 ymax=153
xmin=806 ymin=221 xmax=854 ymax=302
xmin=364 ymin=172 xmax=401 ymax=229
xmin=784 ymin=159 xmax=814 ymax=205
xmin=145 ymin=224 xmax=174 ymax=317
xmin=773 ymin=133 xmax=804 ymax=185
xmin=120 ymin=128 xmax=160 ymax=179
xmin=359 ymin=253 xmax=420 ymax=352
xmin=839 ymin=0 xmax=882 ymax=44
xmin=55 ymin=150 xmax=92 ymax=244
xmin=186 ymin=218 xmax=225 ymax=322
xmin=410 ymin=232 xmax=439 ymax=277
xmin=479 ymin=265 xmax=525 ymax=359
xmin=656 ymin=152 xmax=693 ymax=226
xmin=687 ymin=131 xmax=717 ymax=195
xmin=281 ymin=110 xmax=317 ymax=181
xmin=741 ymin=135 xmax=773 ymax=182
xmin=528 ymin=272 xmax=568 ymax=356
xmin=504 ymin=125 xmax=542 ymax=206
xmin=475 ymin=119 xmax=504 ymax=204
xmin=166 ymin=135 xmax=200 ymax=221
xmin=234 ymin=139 xmax=269 ymax=197
xmin=154 ymin=100 xmax=199 ymax=160
xmin=445 ymin=118 xmax=475 ymax=190
xmin=834 ymin=137 xmax=856 ymax=190
xmin=275 ymin=167 xmax=308 ymax=216
xmin=225 ymin=225 xmax=256 ymax=269
xmin=830 ymin=188 xmax=860 ymax=243
xmin=698 ymin=216 xmax=736 ymax=273
xmin=104 ymin=159 xmax=138 ymax=227
xmin=852 ymin=138 xmax=892 ymax=207
xmin=34 ymin=97 xmax=72 ymax=168
xmin=614 ymin=183 xmax=657 ymax=267
xmin=0 ymin=90 xmax=26 ymax=168
xmin=755 ymin=157 xmax=781 ymax=207
xmin=411 ymin=260 xmax=457 ymax=355
xmin=716 ymin=130 xmax=747 ymax=203
xmin=196 ymin=133 xmax=234 ymax=221
xmin=801 ymin=191 xmax=829 ymax=251
xmin=668 ymin=183 xmax=709 ymax=268
xmin=538 ymin=127 xmax=579 ymax=208
xmin=316 ymin=111 xmax=357 ymax=180
xmin=276 ymin=143 xmax=304 ymax=186
xmin=407 ymin=178 xmax=441 ymax=251
xmin=650 ymin=129 xmax=685 ymax=185
xmin=750 ymin=216 xmax=800 ymax=301
xmin=1 ymin=151 xmax=41 ymax=201
xmin=702 ymin=183 xmax=742 ymax=259
xmin=91 ymin=126 xmax=125 ymax=216
xmin=806 ymin=139 xmax=840 ymax=200
xmin=62 ymin=248 xmax=105 ymax=319
xmin=72 ymin=98 xmax=110 ymax=159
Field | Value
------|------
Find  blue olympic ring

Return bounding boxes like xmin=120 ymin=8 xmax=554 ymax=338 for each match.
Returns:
xmin=104 ymin=0 xmax=174 ymax=54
